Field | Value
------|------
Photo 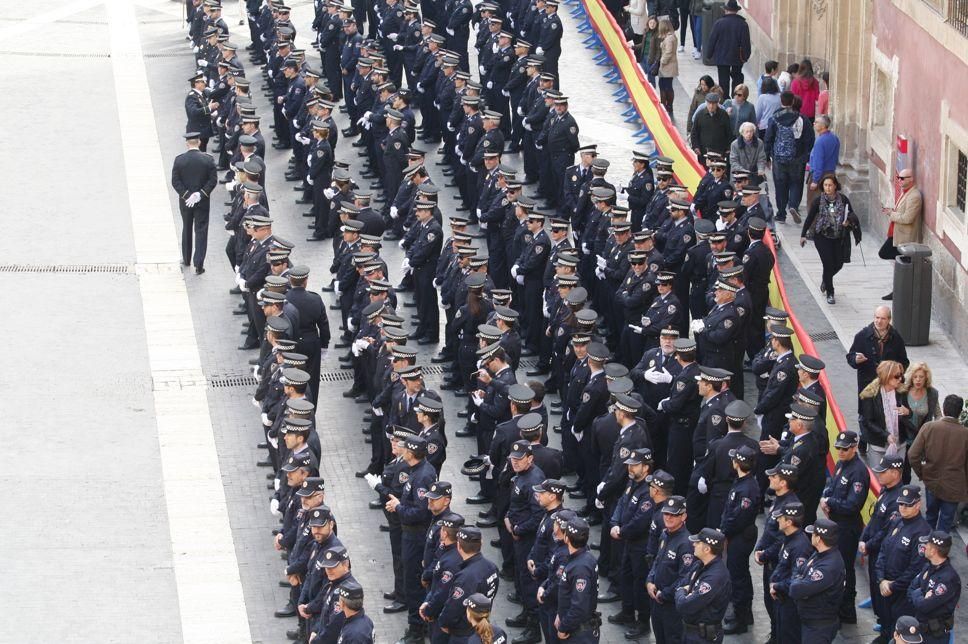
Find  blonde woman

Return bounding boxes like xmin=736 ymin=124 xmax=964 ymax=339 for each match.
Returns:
xmin=858 ymin=360 xmax=913 ymax=464
xmin=902 ymin=361 xmax=940 ymax=482
xmin=657 ymin=18 xmax=679 ymax=116
xmin=463 ymin=593 xmax=507 ymax=644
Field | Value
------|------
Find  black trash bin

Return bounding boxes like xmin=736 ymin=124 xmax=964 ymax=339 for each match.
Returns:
xmin=892 ymin=243 xmax=933 ymax=346
xmin=701 ymin=1 xmax=725 ymax=67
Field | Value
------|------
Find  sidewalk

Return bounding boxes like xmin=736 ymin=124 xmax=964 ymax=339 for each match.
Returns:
xmin=667 ymin=50 xmax=968 ymax=406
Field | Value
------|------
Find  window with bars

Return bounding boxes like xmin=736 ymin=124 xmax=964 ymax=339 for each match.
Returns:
xmin=957 ymin=150 xmax=967 ymax=213
xmin=949 ymin=0 xmax=968 ymax=36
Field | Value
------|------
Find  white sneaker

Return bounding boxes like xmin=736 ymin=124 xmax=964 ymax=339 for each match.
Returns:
xmin=692 ymin=48 xmax=701 ymax=59
xmin=677 ymin=45 xmax=685 ymax=53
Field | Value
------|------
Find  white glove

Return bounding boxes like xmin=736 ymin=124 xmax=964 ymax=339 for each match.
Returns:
xmin=364 ymin=473 xmax=380 ymax=490
xmin=596 ymin=255 xmax=606 ymax=268
xmin=274 ymin=477 xmax=280 ymax=491
xmin=486 ymin=81 xmax=493 ymax=89
xmin=517 ymin=106 xmax=524 ymax=116
xmin=581 ymin=243 xmax=590 ymax=255
xmin=225 ymin=180 xmax=237 ymax=191
xmin=690 ymin=319 xmax=706 ymax=334
xmin=454 ymin=144 xmax=461 ymax=156
xmin=270 ymin=498 xmax=281 ymax=517
xmin=523 ymin=121 xmax=532 ymax=131
xmin=595 ymin=267 xmax=605 ymax=280
xmin=510 ymin=265 xmax=519 ymax=278
xmin=476 ymin=208 xmax=482 ymax=218
xmin=697 ymin=477 xmax=708 ymax=495
xmin=543 ymin=302 xmax=550 ymax=318
xmin=347 ymin=318 xmax=357 ymax=333
xmin=323 ymin=188 xmax=335 ymax=199
xmin=363 ymin=120 xmax=372 ymax=131
xmin=755 ymin=414 xmax=764 ymax=427
xmin=251 ymin=397 xmax=261 ymax=409
xmin=192 ymin=45 xmax=199 ymax=53
xmin=447 ymin=123 xmax=456 ymax=132
xmin=351 ymin=339 xmax=365 ymax=356
xmin=646 ymin=368 xmax=673 ymax=384
xmin=471 ymin=393 xmax=484 ymax=406
xmin=198 ymin=59 xmax=208 ymax=67
xmin=572 ymin=430 xmax=584 ymax=442
xmin=387 ymin=32 xmax=398 ymax=40
xmin=398 ymin=239 xmax=406 ymax=249
xmin=185 ymin=192 xmax=202 ymax=207
xmin=333 ymin=280 xmax=340 ymax=292
xmin=501 ymin=89 xmax=510 ymax=97
xmin=536 ymin=46 xmax=544 ymax=55
xmin=516 ymin=274 xmax=525 ymax=285
xmin=657 ymin=397 xmax=670 ymax=411
xmin=442 ymin=302 xmax=451 ymax=310
xmin=268 ymin=435 xmax=278 ymax=449
xmin=364 ymin=110 xmax=372 ymax=120
xmin=252 ymin=364 xmax=260 ymax=378
xmin=389 ymin=206 xmax=399 ymax=219
xmin=417 ymin=84 xmax=425 ymax=93
xmin=447 ymin=27 xmax=455 ymax=36
xmin=491 ymin=42 xmax=499 ymax=54
xmin=478 ymin=64 xmax=485 ymax=75
xmin=594 ymin=498 xmax=605 ymax=509
xmin=261 ymin=412 xmax=270 ymax=426
xmin=393 ymin=44 xmax=403 ymax=51
xmin=596 ymin=482 xmax=605 ymax=496
xmin=479 ymin=221 xmax=488 ymax=230
xmin=628 ymin=324 xmax=643 ymax=335
xmin=433 ymin=278 xmax=441 ymax=288
xmin=356 ymin=116 xmax=366 ymax=126
xmin=306 ymin=176 xmax=314 ymax=185
xmin=371 ymin=405 xmax=384 ymax=417
xmin=401 ymin=257 xmax=411 ymax=272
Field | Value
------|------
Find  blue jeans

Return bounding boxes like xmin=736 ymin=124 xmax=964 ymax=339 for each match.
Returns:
xmin=925 ymin=488 xmax=959 ymax=531
xmin=691 ymin=15 xmax=702 ymax=50
xmin=773 ymin=160 xmax=805 ymax=218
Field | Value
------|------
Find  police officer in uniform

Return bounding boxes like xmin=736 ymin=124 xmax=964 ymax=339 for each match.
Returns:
xmin=874 ymin=485 xmax=930 ymax=637
xmin=789 ymin=518 xmax=845 ymax=644
xmin=172 ymin=131 xmax=219 ymax=273
xmin=335 ymin=580 xmax=375 ymax=643
xmin=718 ymin=446 xmax=760 ymax=634
xmin=647 ymin=496 xmax=694 ymax=644
xmin=699 ymin=399 xmax=758 ymax=529
xmin=624 ymin=150 xmax=655 ymax=231
xmin=676 ymin=527 xmax=732 ymax=644
xmin=657 ymin=339 xmax=701 ymax=496
xmin=437 ymin=527 xmax=500 ymax=640
xmin=820 ymin=429 xmax=868 ymax=624
xmin=908 ymin=531 xmax=961 ymax=644
xmin=767 ymin=501 xmax=812 ymax=644
xmin=607 ymin=447 xmax=655 ymax=638
xmin=754 ymin=461 xmax=801 ymax=643
xmin=386 ymin=434 xmax=438 ymax=643
xmin=753 ymin=324 xmax=798 ymax=480
xmin=556 ymin=517 xmax=601 ymax=643
xmin=860 ymin=455 xmax=905 ymax=639
xmin=407 ymin=200 xmax=444 ymax=343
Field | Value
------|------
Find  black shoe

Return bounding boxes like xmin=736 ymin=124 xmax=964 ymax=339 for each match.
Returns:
xmin=295 ymin=198 xmax=312 ymax=204
xmin=457 ymin=410 xmax=469 ymax=419
xmin=229 ymin=286 xmax=242 ymax=295
xmin=479 ymin=510 xmax=495 ymax=520
xmin=505 ymin=610 xmax=529 ymax=628
xmin=566 ymin=482 xmax=581 ymax=492
xmin=272 ymin=143 xmax=291 ymax=150
xmin=334 ymin=341 xmax=351 ymax=349
xmin=256 ymin=459 xmax=272 ymax=467
xmin=342 ymin=389 xmax=362 ymax=398
xmin=608 ymin=612 xmax=636 ymax=625
xmin=722 ymin=619 xmax=748 ymax=635
xmin=279 ymin=579 xmax=292 ymax=588
xmin=466 ymin=494 xmax=491 ymax=504
xmin=379 ymin=524 xmax=390 ymax=532
xmin=383 ymin=591 xmax=397 ymax=601
xmin=587 ymin=513 xmax=602 ymax=526
xmin=257 ymin=442 xmax=268 ymax=449
xmin=440 ymin=381 xmax=461 ymax=391
xmin=194 ymin=267 xmax=205 ymax=275
xmin=369 ymin=499 xmax=383 ymax=509
xmin=417 ymin=337 xmax=438 ymax=345
xmin=355 ymin=470 xmax=368 ymax=478
xmin=525 ymin=366 xmax=550 ymax=376
xmin=403 ymin=301 xmax=418 ymax=308
xmin=511 ymin=626 xmax=542 ymax=644
xmin=431 ymin=354 xmax=452 ymax=363
xmin=455 ymin=428 xmax=474 ymax=438
xmin=238 ymin=340 xmax=259 ymax=350
xmin=597 ymin=589 xmax=620 ymax=603
xmin=286 ymin=628 xmax=301 ymax=640
xmin=274 ymin=600 xmax=297 ymax=618
xmin=490 ymin=538 xmax=501 ymax=548
xmin=383 ymin=600 xmax=407 ymax=614
xmin=477 ymin=517 xmax=498 ymax=528
xmin=569 ymin=490 xmax=587 ymax=500
xmin=623 ymin=623 xmax=651 ymax=640
xmin=882 ymin=292 xmax=893 ymax=301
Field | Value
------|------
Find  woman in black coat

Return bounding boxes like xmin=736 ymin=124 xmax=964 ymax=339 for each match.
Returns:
xmin=858 ymin=360 xmax=914 ymax=465
xmin=799 ymin=173 xmax=861 ymax=304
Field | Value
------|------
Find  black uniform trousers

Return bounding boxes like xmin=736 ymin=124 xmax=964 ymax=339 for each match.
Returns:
xmin=620 ymin=541 xmax=651 ymax=624
xmin=726 ymin=524 xmax=757 ymax=608
xmin=402 ymin=525 xmax=429 ymax=627
xmin=180 ymin=202 xmax=210 ymax=268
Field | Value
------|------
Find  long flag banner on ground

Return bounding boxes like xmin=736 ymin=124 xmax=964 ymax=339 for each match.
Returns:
xmin=568 ymin=0 xmax=882 ymax=519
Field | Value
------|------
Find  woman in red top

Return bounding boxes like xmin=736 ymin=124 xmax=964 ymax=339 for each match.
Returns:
xmin=791 ymin=58 xmax=820 ymax=122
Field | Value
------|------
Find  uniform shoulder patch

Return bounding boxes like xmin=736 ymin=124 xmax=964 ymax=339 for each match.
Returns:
xmin=698 ymin=581 xmax=711 ymax=594
xmin=668 ymin=304 xmax=676 ymax=314
xmin=683 ymin=234 xmax=692 ymax=243
xmin=428 ymin=442 xmax=439 ymax=454
xmin=723 ymin=319 xmax=733 ymax=329
xmin=575 ymin=578 xmax=587 ymax=591
xmin=536 ymin=245 xmax=545 ymax=253
xmin=581 ymin=392 xmax=590 ymax=403
xmin=569 ymin=126 xmax=577 ymax=134
xmin=676 ymin=381 xmax=685 ymax=391
xmin=427 ymin=232 xmax=437 ymax=241
xmin=711 ymin=414 xmax=722 ymax=426
xmin=777 ymin=371 xmax=787 ymax=381
xmin=468 ymin=126 xmax=475 ymax=134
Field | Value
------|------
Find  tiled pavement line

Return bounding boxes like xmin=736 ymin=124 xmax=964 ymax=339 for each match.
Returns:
xmin=108 ymin=0 xmax=251 ymax=641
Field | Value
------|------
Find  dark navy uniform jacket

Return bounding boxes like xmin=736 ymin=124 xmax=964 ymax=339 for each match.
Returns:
xmin=675 ymin=556 xmax=732 ymax=625
xmin=397 ymin=459 xmax=438 ymax=527
xmin=789 ymin=548 xmax=845 ymax=621
xmin=875 ymin=513 xmax=931 ymax=596
xmin=755 ymin=491 xmax=801 ymax=566
xmin=508 ymin=464 xmax=546 ymax=537
xmin=753 ymin=351 xmax=798 ymax=439
xmin=908 ymin=558 xmax=961 ymax=625
xmin=424 ymin=543 xmax=464 ymax=619
xmin=720 ymin=474 xmax=761 ymax=538
xmin=769 ymin=529 xmax=813 ymax=597
xmin=860 ymin=483 xmax=902 ymax=553
xmin=611 ymin=477 xmax=655 ymax=544
xmin=556 ymin=547 xmax=598 ymax=633
xmin=336 ymin=610 xmax=374 ymax=644
xmin=438 ymin=553 xmax=500 ymax=634
xmin=822 ymin=455 xmax=869 ymax=524
xmin=647 ymin=528 xmax=694 ymax=603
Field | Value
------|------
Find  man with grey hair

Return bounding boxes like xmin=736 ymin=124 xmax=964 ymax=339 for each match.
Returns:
xmin=806 ymin=113 xmax=840 ymax=204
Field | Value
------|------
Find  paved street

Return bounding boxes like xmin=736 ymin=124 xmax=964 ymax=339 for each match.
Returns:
xmin=2 ymin=1 xmax=966 ymax=643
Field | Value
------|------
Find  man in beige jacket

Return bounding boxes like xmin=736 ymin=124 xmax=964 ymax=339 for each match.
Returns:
xmin=881 ymin=168 xmax=923 ymax=300
xmin=908 ymin=394 xmax=968 ymax=531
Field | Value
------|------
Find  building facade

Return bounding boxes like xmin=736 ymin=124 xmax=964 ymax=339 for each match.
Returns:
xmin=741 ymin=0 xmax=968 ymax=352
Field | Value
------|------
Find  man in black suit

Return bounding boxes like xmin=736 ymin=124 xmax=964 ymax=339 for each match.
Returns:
xmin=170 ymin=132 xmax=218 ymax=274
xmin=286 ymin=264 xmax=332 ymax=403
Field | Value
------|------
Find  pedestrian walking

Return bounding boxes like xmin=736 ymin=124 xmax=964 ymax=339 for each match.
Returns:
xmin=171 ymin=132 xmax=218 ymax=274
xmin=790 ymin=59 xmax=820 ymax=123
xmin=765 ymin=91 xmax=813 ymax=223
xmin=798 ymin=173 xmax=860 ymax=304
xmin=705 ymin=0 xmax=750 ymax=96
xmin=805 ymin=115 xmax=840 ymax=205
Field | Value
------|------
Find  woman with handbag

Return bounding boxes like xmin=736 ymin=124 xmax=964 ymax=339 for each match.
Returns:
xmin=799 ymin=173 xmax=861 ymax=304
xmin=858 ymin=360 xmax=914 ymax=465
xmin=656 ymin=18 xmax=679 ymax=116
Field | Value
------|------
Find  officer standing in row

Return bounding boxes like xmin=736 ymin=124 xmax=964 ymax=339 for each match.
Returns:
xmin=908 ymin=531 xmax=961 ymax=644
xmin=789 ymin=518 xmax=846 ymax=643
xmin=647 ymin=495 xmax=693 ymax=644
xmin=860 ymin=454 xmax=905 ymax=639
xmin=718 ymin=446 xmax=760 ymax=635
xmin=556 ymin=517 xmax=600 ymax=642
xmin=766 ymin=501 xmax=812 ymax=644
xmin=676 ymin=528 xmax=731 ymax=644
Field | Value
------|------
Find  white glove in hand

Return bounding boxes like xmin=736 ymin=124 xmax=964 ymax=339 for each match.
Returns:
xmin=226 ymin=180 xmax=237 ymax=191
xmin=491 ymin=43 xmax=499 ymax=53
xmin=510 ymin=265 xmax=519 ymax=278
xmin=185 ymin=192 xmax=202 ymax=207
xmin=657 ymin=397 xmax=670 ymax=411
xmin=270 ymin=498 xmax=281 ymax=516
xmin=594 ymin=498 xmax=605 ymax=509
xmin=595 ymin=267 xmax=605 ymax=280
xmin=755 ymin=414 xmax=764 ymax=427
xmin=274 ymin=478 xmax=280 ymax=491
xmin=651 ymin=368 xmax=673 ymax=384
xmin=628 ymin=324 xmax=643 ymax=335
xmin=398 ymin=239 xmax=406 ymax=249
xmin=447 ymin=27 xmax=455 ymax=35
xmin=261 ymin=412 xmax=270 ymax=426
xmin=501 ymin=89 xmax=510 ymax=97
xmin=697 ymin=477 xmax=708 ymax=495
xmin=393 ymin=44 xmax=403 ymax=51
xmin=333 ymin=280 xmax=340 ymax=292
xmin=572 ymin=430 xmax=584 ymax=442
xmin=581 ymin=243 xmax=589 ymax=255
xmin=364 ymin=473 xmax=380 ymax=490
xmin=517 ymin=106 xmax=524 ymax=116
xmin=306 ymin=176 xmax=314 ymax=185
xmin=523 ymin=121 xmax=531 ymax=131
xmin=372 ymin=406 xmax=384 ymax=417
xmin=596 ymin=482 xmax=605 ymax=495
xmin=389 ymin=206 xmax=399 ymax=219
xmin=596 ymin=255 xmax=606 ymax=268
xmin=486 ymin=81 xmax=493 ymax=89
xmin=516 ymin=274 xmax=525 ymax=286
xmin=433 ymin=278 xmax=441 ymax=288
xmin=471 ymin=393 xmax=484 ymax=407
xmin=323 ymin=188 xmax=335 ymax=199
xmin=479 ymin=221 xmax=488 ymax=230
xmin=476 ymin=208 xmax=482 ymax=217
xmin=387 ymin=33 xmax=398 ymax=40
xmin=690 ymin=319 xmax=706 ymax=334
